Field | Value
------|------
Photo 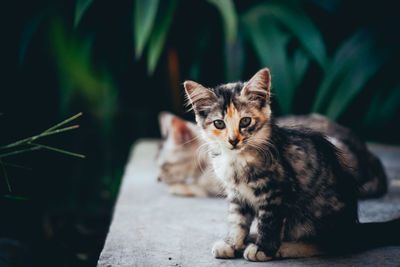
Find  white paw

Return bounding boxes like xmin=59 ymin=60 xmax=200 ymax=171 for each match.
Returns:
xmin=212 ymin=240 xmax=235 ymax=258
xmin=243 ymin=243 xmax=272 ymax=262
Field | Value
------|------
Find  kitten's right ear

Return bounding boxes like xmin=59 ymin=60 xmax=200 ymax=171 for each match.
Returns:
xmin=184 ymin=81 xmax=216 ymax=114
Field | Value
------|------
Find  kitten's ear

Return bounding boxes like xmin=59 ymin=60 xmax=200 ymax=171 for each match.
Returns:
xmin=184 ymin=81 xmax=217 ymax=114
xmin=158 ymin=111 xmax=197 ymax=145
xmin=242 ymin=68 xmax=271 ymax=105
xmin=171 ymin=116 xmax=197 ymax=145
xmin=158 ymin=111 xmax=174 ymax=138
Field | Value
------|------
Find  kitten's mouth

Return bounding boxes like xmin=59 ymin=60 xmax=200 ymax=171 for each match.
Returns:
xmin=230 ymin=144 xmax=242 ymax=151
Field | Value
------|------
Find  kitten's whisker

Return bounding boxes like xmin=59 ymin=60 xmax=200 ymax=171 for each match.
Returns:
xmin=180 ymin=135 xmax=201 ymax=147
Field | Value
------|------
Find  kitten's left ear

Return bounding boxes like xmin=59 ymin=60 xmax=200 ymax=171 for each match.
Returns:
xmin=241 ymin=68 xmax=271 ymax=105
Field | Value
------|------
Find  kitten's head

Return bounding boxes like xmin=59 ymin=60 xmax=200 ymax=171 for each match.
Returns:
xmin=184 ymin=68 xmax=272 ymax=152
xmin=156 ymin=111 xmax=201 ymax=184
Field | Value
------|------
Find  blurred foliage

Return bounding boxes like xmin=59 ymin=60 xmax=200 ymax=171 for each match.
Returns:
xmin=19 ymin=0 xmax=396 ymax=136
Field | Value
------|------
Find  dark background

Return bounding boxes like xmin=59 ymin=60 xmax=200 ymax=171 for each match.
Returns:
xmin=1 ymin=0 xmax=400 ymax=266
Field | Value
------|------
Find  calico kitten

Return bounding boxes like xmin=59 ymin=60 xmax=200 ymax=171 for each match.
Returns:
xmin=157 ymin=112 xmax=387 ymax=198
xmin=184 ymin=68 xmax=398 ymax=261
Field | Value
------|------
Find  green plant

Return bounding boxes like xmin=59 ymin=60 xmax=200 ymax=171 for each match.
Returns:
xmin=19 ymin=0 xmax=400 ymax=140
xmin=73 ymin=0 xmax=398 ymax=124
xmin=0 ymin=112 xmax=85 ymax=195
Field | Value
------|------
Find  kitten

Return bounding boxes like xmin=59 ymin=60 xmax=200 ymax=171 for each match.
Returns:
xmin=157 ymin=112 xmax=387 ymax=198
xmin=184 ymin=68 xmax=399 ymax=261
xmin=157 ymin=112 xmax=221 ymax=197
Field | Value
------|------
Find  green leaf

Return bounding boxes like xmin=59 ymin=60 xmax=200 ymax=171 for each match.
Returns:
xmin=134 ymin=0 xmax=160 ymax=59
xmin=19 ymin=13 xmax=44 ymax=65
xmin=242 ymin=1 xmax=327 ymax=67
xmin=225 ymin=33 xmax=245 ymax=82
xmin=312 ymin=31 xmax=375 ymax=113
xmin=363 ymin=86 xmax=400 ymax=129
xmin=207 ymin=0 xmax=238 ymax=45
xmin=325 ymin=49 xmax=389 ymax=120
xmin=242 ymin=16 xmax=294 ymax=114
xmin=292 ymin=47 xmax=310 ymax=87
xmin=74 ymin=0 xmax=94 ymax=27
xmin=147 ymin=0 xmax=178 ymax=74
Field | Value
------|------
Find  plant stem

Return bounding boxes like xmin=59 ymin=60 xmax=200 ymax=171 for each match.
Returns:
xmin=0 ymin=125 xmax=80 ymax=150
xmin=43 ymin=112 xmax=82 ymax=134
xmin=0 ymin=146 xmax=41 ymax=158
xmin=0 ymin=159 xmax=12 ymax=192
xmin=3 ymin=194 xmax=28 ymax=200
xmin=29 ymin=142 xmax=85 ymax=158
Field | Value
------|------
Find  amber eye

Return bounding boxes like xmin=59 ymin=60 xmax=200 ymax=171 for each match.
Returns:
xmin=213 ymin=120 xmax=225 ymax=129
xmin=239 ymin=117 xmax=251 ymax=128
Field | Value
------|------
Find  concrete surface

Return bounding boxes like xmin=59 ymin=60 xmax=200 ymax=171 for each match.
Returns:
xmin=97 ymin=140 xmax=400 ymax=267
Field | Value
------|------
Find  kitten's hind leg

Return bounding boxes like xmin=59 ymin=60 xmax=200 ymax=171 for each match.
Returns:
xmin=168 ymin=183 xmax=208 ymax=197
xmin=276 ymin=242 xmax=323 ymax=259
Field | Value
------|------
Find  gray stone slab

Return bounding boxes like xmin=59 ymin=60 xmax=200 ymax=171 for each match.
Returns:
xmin=98 ymin=139 xmax=400 ymax=267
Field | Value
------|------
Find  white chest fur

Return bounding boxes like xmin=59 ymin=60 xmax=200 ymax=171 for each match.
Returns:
xmin=211 ymin=151 xmax=247 ymax=182
xmin=211 ymin=151 xmax=259 ymax=206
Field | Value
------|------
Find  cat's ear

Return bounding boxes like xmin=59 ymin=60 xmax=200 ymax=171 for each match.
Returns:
xmin=184 ymin=81 xmax=217 ymax=115
xmin=158 ymin=111 xmax=174 ymax=138
xmin=158 ymin=111 xmax=197 ymax=145
xmin=241 ymin=68 xmax=271 ymax=105
xmin=171 ymin=116 xmax=197 ymax=145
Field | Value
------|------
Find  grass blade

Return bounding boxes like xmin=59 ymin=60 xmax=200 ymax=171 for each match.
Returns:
xmin=43 ymin=112 xmax=82 ymax=134
xmin=0 ymin=124 xmax=80 ymax=151
xmin=0 ymin=159 xmax=12 ymax=192
xmin=29 ymin=143 xmax=85 ymax=158
xmin=0 ymin=147 xmax=41 ymax=158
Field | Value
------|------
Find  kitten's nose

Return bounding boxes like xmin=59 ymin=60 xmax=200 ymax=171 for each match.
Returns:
xmin=229 ymin=138 xmax=239 ymax=147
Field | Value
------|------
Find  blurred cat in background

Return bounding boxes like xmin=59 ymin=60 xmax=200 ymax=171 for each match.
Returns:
xmin=157 ymin=112 xmax=387 ymax=199
xmin=156 ymin=112 xmax=222 ymax=197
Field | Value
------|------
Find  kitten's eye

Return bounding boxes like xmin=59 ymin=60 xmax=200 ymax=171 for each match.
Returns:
xmin=239 ymin=117 xmax=251 ymax=128
xmin=213 ymin=120 xmax=225 ymax=129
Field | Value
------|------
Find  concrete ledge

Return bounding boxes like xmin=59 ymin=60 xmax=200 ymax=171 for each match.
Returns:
xmin=98 ymin=139 xmax=400 ymax=266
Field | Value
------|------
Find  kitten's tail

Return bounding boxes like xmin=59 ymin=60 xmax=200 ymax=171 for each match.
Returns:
xmin=351 ymin=218 xmax=400 ymax=250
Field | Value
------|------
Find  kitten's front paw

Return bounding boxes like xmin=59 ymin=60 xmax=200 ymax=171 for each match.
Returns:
xmin=212 ymin=240 xmax=235 ymax=259
xmin=243 ymin=243 xmax=272 ymax=262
